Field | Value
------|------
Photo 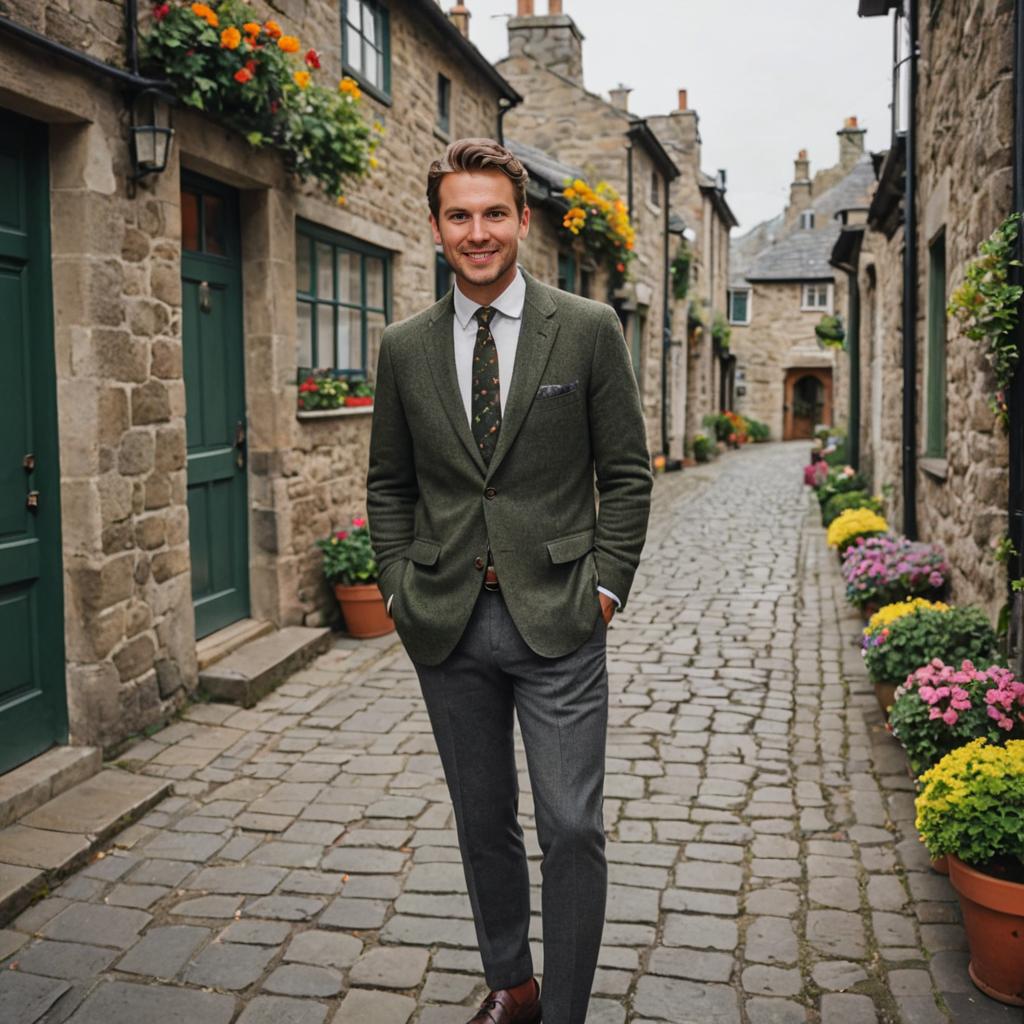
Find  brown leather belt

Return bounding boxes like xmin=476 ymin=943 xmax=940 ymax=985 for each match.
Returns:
xmin=483 ymin=565 xmax=499 ymax=591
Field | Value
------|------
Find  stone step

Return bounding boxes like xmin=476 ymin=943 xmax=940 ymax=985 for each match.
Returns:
xmin=0 ymin=745 xmax=102 ymax=830
xmin=0 ymin=768 xmax=170 ymax=924
xmin=198 ymin=625 xmax=333 ymax=708
xmin=196 ymin=617 xmax=275 ymax=671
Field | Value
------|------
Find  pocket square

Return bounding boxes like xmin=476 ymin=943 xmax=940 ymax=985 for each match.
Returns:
xmin=536 ymin=379 xmax=579 ymax=399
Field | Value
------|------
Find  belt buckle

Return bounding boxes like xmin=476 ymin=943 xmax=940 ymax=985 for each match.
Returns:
xmin=483 ymin=565 xmax=499 ymax=591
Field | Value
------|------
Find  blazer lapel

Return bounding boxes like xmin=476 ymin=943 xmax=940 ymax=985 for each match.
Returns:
xmin=422 ymin=296 xmax=488 ymax=476
xmin=486 ymin=275 xmax=558 ymax=480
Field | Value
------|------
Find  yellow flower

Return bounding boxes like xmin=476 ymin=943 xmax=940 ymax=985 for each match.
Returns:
xmin=293 ymin=70 xmax=311 ymax=89
xmin=369 ymin=156 xmax=379 ymax=169
xmin=337 ymin=195 xmax=347 ymax=206
xmin=865 ymin=597 xmax=950 ymax=634
xmin=220 ymin=26 xmax=241 ymax=49
xmin=339 ymin=77 xmax=362 ymax=100
xmin=278 ymin=35 xmax=301 ymax=53
xmin=826 ymin=507 xmax=888 ymax=550
xmin=190 ymin=2 xmax=218 ymax=26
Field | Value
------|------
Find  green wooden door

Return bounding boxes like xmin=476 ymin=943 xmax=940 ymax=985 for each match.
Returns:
xmin=181 ymin=173 xmax=250 ymax=639
xmin=0 ymin=111 xmax=68 ymax=774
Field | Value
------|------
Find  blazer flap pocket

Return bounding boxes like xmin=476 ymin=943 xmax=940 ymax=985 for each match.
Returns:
xmin=406 ymin=538 xmax=441 ymax=566
xmin=546 ymin=529 xmax=595 ymax=565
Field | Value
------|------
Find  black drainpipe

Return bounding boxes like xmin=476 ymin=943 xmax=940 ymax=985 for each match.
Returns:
xmin=1009 ymin=0 xmax=1024 ymax=669
xmin=901 ymin=0 xmax=920 ymax=539
xmin=847 ymin=269 xmax=861 ymax=471
xmin=661 ymin=176 xmax=671 ymax=460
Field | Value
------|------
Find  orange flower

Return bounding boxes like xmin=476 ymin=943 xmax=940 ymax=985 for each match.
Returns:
xmin=242 ymin=21 xmax=261 ymax=36
xmin=293 ymin=70 xmax=310 ymax=89
xmin=220 ymin=26 xmax=241 ymax=49
xmin=338 ymin=77 xmax=362 ymax=100
xmin=234 ymin=67 xmax=253 ymax=83
xmin=190 ymin=3 xmax=218 ymax=26
xmin=277 ymin=35 xmax=300 ymax=53
xmin=264 ymin=20 xmax=282 ymax=38
xmin=336 ymin=195 xmax=347 ymax=206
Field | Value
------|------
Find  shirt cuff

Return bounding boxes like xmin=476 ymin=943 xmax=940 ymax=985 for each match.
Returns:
xmin=386 ymin=594 xmax=394 ymax=615
xmin=597 ymin=585 xmax=621 ymax=608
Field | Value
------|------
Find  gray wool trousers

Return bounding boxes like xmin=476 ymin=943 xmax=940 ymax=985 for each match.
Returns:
xmin=411 ymin=587 xmax=609 ymax=1024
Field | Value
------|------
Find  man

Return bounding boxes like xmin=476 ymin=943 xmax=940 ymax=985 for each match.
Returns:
xmin=366 ymin=139 xmax=651 ymax=1024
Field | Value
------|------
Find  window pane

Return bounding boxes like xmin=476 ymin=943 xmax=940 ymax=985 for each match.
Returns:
xmin=363 ymin=4 xmax=376 ymax=44
xmin=297 ymin=301 xmax=314 ymax=367
xmin=363 ymin=43 xmax=379 ymax=88
xmin=317 ymin=304 xmax=335 ymax=368
xmin=348 ymin=0 xmax=363 ymax=29
xmin=346 ymin=23 xmax=362 ymax=71
xmin=338 ymin=250 xmax=360 ymax=304
xmin=338 ymin=307 xmax=363 ymax=370
xmin=181 ymin=191 xmax=200 ymax=252
xmin=296 ymin=235 xmax=312 ymax=294
xmin=316 ymin=243 xmax=334 ymax=299
xmin=204 ymin=194 xmax=225 ymax=255
xmin=365 ymin=256 xmax=385 ymax=308
xmin=366 ymin=310 xmax=385 ymax=371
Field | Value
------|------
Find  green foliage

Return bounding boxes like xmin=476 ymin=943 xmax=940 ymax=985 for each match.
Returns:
xmin=142 ymin=1 xmax=378 ymax=201
xmin=823 ymin=440 xmax=849 ymax=468
xmin=692 ymin=433 xmax=714 ymax=463
xmin=746 ymin=419 xmax=770 ymax=443
xmin=863 ymin=606 xmax=998 ymax=686
xmin=947 ymin=212 xmax=1023 ymax=429
xmin=711 ymin=313 xmax=731 ymax=351
xmin=316 ymin=519 xmax=378 ymax=585
xmin=816 ymin=466 xmax=867 ymax=510
xmin=914 ymin=738 xmax=1024 ymax=874
xmin=815 ymin=314 xmax=846 ymax=349
xmin=297 ymin=371 xmax=374 ymax=411
xmin=822 ymin=490 xmax=883 ymax=526
xmin=670 ymin=241 xmax=691 ymax=301
xmin=702 ymin=412 xmax=731 ymax=443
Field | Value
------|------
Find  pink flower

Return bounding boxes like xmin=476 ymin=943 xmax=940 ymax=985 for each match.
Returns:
xmin=352 ymin=516 xmax=366 ymax=528
xmin=335 ymin=530 xmax=348 ymax=541
xmin=941 ymin=707 xmax=958 ymax=726
xmin=918 ymin=685 xmax=938 ymax=705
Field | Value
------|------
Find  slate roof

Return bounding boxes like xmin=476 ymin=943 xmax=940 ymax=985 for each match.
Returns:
xmin=732 ymin=157 xmax=875 ymax=284
xmin=507 ymin=139 xmax=583 ymax=196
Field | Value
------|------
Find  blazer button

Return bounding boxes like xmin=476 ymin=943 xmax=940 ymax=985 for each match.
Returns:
xmin=484 ymin=487 xmax=497 ymax=500
xmin=474 ymin=556 xmax=485 ymax=570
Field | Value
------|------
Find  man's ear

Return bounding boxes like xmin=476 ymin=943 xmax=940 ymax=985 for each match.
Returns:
xmin=518 ymin=204 xmax=531 ymax=240
xmin=429 ymin=213 xmax=442 ymax=246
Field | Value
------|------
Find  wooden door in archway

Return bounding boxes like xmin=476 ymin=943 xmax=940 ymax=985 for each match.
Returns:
xmin=783 ymin=368 xmax=832 ymax=440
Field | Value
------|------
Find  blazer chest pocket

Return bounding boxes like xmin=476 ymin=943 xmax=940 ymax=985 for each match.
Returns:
xmin=406 ymin=538 xmax=440 ymax=567
xmin=533 ymin=379 xmax=580 ymax=411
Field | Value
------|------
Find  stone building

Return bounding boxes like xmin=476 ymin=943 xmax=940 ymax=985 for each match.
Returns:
xmin=495 ymin=1 xmax=686 ymax=458
xmin=728 ymin=121 xmax=874 ymax=442
xmin=648 ymin=95 xmax=739 ymax=452
xmin=842 ymin=0 xmax=1018 ymax=623
xmin=0 ymin=0 xmax=520 ymax=765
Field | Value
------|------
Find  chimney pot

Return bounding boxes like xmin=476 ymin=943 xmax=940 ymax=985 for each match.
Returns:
xmin=798 ymin=148 xmax=808 ymax=160
xmin=548 ymin=0 xmax=563 ymax=12
xmin=609 ymin=84 xmax=632 ymax=111
xmin=448 ymin=3 xmax=470 ymax=38
xmin=516 ymin=0 xmax=534 ymax=15
xmin=677 ymin=88 xmax=688 ymax=111
xmin=845 ymin=115 xmax=859 ymax=129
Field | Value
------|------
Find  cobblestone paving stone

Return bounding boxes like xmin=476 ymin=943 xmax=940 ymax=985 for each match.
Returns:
xmin=2 ymin=443 xmax=1020 ymax=1023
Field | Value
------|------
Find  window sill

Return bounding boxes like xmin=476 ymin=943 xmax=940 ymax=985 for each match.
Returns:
xmin=434 ymin=125 xmax=451 ymax=145
xmin=297 ymin=406 xmax=374 ymax=421
xmin=918 ymin=456 xmax=948 ymax=481
xmin=341 ymin=66 xmax=392 ymax=107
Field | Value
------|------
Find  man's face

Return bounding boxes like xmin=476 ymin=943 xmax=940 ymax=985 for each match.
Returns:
xmin=430 ymin=169 xmax=530 ymax=300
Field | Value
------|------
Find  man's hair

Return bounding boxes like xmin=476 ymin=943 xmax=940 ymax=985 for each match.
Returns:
xmin=427 ymin=138 xmax=529 ymax=220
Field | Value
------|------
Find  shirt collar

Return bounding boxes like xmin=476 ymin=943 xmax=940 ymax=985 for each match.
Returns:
xmin=453 ymin=267 xmax=526 ymax=329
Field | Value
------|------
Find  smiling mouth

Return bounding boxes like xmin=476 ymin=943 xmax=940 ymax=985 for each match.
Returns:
xmin=462 ymin=250 xmax=499 ymax=262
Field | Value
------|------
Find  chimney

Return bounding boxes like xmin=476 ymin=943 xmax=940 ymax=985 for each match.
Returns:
xmin=789 ymin=148 xmax=812 ymax=213
xmin=677 ymin=89 xmax=688 ymax=111
xmin=609 ymin=84 xmax=631 ymax=112
xmin=448 ymin=3 xmax=470 ymax=38
xmin=837 ymin=115 xmax=866 ymax=169
xmin=508 ymin=1 xmax=585 ymax=86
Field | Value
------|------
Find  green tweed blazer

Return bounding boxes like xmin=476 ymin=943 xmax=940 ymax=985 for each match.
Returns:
xmin=366 ymin=271 xmax=652 ymax=666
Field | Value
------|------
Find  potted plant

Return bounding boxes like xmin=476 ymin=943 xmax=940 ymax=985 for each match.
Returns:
xmin=826 ymin=506 xmax=888 ymax=558
xmin=862 ymin=603 xmax=997 ymax=715
xmin=692 ymin=433 xmax=714 ymax=463
xmin=561 ymin=177 xmax=635 ymax=288
xmin=915 ymin=738 xmax=1024 ymax=1004
xmin=822 ymin=490 xmax=883 ymax=527
xmin=816 ymin=465 xmax=867 ymax=519
xmin=841 ymin=535 xmax=949 ymax=616
xmin=316 ymin=516 xmax=394 ymax=638
xmin=814 ymin=313 xmax=846 ymax=350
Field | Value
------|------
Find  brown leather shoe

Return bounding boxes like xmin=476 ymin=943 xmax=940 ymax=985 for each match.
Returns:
xmin=466 ymin=977 xmax=541 ymax=1023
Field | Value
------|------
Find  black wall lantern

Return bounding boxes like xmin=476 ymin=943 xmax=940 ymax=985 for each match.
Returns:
xmin=129 ymin=87 xmax=174 ymax=184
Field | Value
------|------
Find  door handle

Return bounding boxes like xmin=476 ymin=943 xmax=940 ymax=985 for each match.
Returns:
xmin=26 ymin=490 xmax=39 ymax=512
xmin=235 ymin=420 xmax=247 ymax=470
xmin=199 ymin=281 xmax=212 ymax=314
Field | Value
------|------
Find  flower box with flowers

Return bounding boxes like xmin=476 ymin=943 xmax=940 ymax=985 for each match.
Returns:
xmin=560 ymin=178 xmax=636 ymax=288
xmin=841 ymin=534 xmax=950 ymax=612
xmin=297 ymin=371 xmax=374 ymax=417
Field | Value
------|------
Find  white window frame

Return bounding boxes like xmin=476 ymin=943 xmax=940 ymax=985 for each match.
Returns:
xmin=801 ymin=282 xmax=832 ymax=312
xmin=799 ymin=210 xmax=816 ymax=230
xmin=727 ymin=288 xmax=751 ymax=325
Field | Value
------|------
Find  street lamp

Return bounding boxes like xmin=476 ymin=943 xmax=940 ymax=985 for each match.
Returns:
xmin=129 ymin=88 xmax=174 ymax=184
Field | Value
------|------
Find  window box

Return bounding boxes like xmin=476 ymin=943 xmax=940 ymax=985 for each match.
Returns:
xmin=297 ymin=405 xmax=374 ymax=421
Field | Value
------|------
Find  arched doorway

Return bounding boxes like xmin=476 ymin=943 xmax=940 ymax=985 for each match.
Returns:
xmin=783 ymin=367 xmax=832 ymax=440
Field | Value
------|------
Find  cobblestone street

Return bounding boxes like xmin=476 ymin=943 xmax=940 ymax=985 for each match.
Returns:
xmin=1 ymin=443 xmax=1019 ymax=1024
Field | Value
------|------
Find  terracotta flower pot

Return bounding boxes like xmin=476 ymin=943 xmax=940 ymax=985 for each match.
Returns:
xmin=333 ymin=582 xmax=395 ymax=639
xmin=873 ymin=680 xmax=898 ymax=716
xmin=930 ymin=854 xmax=949 ymax=875
xmin=948 ymin=854 xmax=1024 ymax=1005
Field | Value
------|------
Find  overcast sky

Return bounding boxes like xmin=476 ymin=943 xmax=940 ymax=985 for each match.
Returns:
xmin=459 ymin=0 xmax=895 ymax=233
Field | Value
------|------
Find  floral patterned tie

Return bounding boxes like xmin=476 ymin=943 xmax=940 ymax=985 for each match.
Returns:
xmin=472 ymin=305 xmax=501 ymax=465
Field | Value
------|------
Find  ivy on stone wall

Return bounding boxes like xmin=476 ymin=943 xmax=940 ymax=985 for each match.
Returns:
xmin=142 ymin=1 xmax=380 ymax=202
xmin=947 ymin=212 xmax=1023 ymax=430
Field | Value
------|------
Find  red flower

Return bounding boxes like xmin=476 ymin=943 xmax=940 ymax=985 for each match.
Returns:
xmin=270 ymin=99 xmax=280 ymax=114
xmin=234 ymin=67 xmax=252 ymax=84
xmin=305 ymin=48 xmax=321 ymax=69
xmin=352 ymin=516 xmax=366 ymax=528
xmin=154 ymin=3 xmax=170 ymax=19
xmin=245 ymin=58 xmax=258 ymax=73
xmin=335 ymin=530 xmax=348 ymax=541
xmin=616 ymin=262 xmax=625 ymax=273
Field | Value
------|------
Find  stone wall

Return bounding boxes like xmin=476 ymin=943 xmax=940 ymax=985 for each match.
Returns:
xmin=0 ymin=0 xmax=509 ymax=750
xmin=859 ymin=0 xmax=1013 ymax=618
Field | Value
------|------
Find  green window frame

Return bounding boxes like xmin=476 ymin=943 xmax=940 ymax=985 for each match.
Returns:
xmin=296 ymin=221 xmax=391 ymax=375
xmin=557 ymin=250 xmax=577 ymax=294
xmin=342 ymin=0 xmax=391 ymax=100
xmin=925 ymin=230 xmax=947 ymax=458
xmin=437 ymin=73 xmax=451 ymax=136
